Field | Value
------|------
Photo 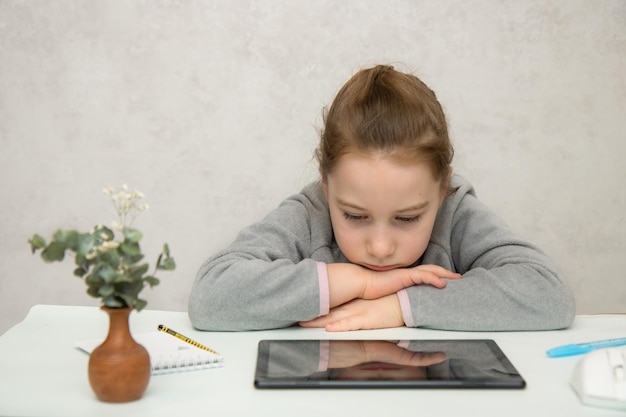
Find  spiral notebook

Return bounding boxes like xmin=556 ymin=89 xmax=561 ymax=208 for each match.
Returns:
xmin=76 ymin=331 xmax=224 ymax=375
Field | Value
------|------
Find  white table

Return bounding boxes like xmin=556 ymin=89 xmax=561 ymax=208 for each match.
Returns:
xmin=0 ymin=305 xmax=624 ymax=417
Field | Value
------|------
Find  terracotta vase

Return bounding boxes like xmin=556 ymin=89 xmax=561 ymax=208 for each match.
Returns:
xmin=88 ymin=307 xmax=151 ymax=402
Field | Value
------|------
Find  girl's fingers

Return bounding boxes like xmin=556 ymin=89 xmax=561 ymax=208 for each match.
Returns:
xmin=415 ymin=264 xmax=462 ymax=279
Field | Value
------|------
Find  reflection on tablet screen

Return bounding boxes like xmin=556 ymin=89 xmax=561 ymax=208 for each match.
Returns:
xmin=255 ymin=339 xmax=526 ymax=389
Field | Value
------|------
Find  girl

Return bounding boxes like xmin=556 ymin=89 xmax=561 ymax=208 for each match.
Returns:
xmin=188 ymin=65 xmax=575 ymax=332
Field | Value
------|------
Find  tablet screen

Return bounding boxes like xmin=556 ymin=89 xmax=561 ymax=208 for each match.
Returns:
xmin=254 ymin=339 xmax=526 ymax=389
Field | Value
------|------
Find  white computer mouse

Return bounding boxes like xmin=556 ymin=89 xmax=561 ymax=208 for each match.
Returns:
xmin=570 ymin=346 xmax=626 ymax=410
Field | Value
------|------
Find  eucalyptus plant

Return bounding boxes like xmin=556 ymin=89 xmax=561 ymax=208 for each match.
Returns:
xmin=29 ymin=185 xmax=175 ymax=311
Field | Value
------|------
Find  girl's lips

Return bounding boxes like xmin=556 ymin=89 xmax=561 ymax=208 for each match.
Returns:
xmin=363 ymin=264 xmax=398 ymax=272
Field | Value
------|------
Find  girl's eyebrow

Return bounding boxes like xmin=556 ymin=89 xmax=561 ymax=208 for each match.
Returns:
xmin=396 ymin=201 xmax=429 ymax=213
xmin=335 ymin=198 xmax=429 ymax=213
xmin=335 ymin=198 xmax=365 ymax=211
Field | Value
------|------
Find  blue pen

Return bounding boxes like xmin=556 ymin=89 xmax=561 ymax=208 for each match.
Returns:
xmin=546 ymin=337 xmax=626 ymax=358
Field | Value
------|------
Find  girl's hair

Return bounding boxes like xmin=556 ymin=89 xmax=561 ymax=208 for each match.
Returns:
xmin=316 ymin=65 xmax=453 ymax=183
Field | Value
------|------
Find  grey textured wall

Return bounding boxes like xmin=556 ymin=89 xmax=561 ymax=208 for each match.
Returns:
xmin=1 ymin=0 xmax=624 ymax=334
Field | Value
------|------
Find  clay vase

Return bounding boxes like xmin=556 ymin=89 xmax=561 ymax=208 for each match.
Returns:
xmin=87 ymin=307 xmax=151 ymax=402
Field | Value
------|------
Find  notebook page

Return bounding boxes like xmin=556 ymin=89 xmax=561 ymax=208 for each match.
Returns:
xmin=76 ymin=331 xmax=224 ymax=375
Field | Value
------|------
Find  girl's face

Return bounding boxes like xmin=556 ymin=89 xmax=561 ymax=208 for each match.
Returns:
xmin=323 ymin=153 xmax=446 ymax=271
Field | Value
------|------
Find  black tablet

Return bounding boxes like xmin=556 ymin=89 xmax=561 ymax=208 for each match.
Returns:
xmin=254 ymin=339 xmax=526 ymax=389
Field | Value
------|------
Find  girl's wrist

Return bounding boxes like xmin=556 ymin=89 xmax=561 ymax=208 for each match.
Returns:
xmin=326 ymin=263 xmax=370 ymax=308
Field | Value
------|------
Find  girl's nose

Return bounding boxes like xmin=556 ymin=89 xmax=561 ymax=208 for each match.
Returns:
xmin=366 ymin=227 xmax=395 ymax=260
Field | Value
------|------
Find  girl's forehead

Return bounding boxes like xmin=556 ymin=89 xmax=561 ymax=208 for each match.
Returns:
xmin=333 ymin=152 xmax=438 ymax=181
xmin=327 ymin=153 xmax=442 ymax=202
xmin=333 ymin=149 xmax=439 ymax=174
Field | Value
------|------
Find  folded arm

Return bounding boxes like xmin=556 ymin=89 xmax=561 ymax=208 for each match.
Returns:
xmin=400 ymin=190 xmax=576 ymax=331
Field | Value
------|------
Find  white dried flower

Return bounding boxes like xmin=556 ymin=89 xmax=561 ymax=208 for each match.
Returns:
xmin=100 ymin=241 xmax=120 ymax=251
xmin=104 ymin=185 xmax=148 ymax=227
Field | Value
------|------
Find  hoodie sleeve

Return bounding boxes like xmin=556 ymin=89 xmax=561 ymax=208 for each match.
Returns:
xmin=188 ymin=183 xmax=333 ymax=331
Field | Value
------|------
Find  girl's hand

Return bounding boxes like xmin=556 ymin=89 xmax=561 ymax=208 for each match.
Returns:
xmin=327 ymin=263 xmax=461 ymax=309
xmin=327 ymin=340 xmax=447 ymax=369
xmin=360 ymin=264 xmax=462 ymax=300
xmin=299 ymin=294 xmax=404 ymax=331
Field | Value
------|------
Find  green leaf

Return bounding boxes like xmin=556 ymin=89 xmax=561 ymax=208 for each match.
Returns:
xmin=99 ymin=250 xmax=121 ymax=269
xmin=73 ymin=267 xmax=87 ymax=278
xmin=96 ymin=265 xmax=117 ymax=283
xmin=112 ymin=274 xmax=134 ymax=283
xmin=98 ymin=284 xmax=115 ymax=297
xmin=75 ymin=232 xmax=96 ymax=256
xmin=134 ymin=298 xmax=148 ymax=312
xmin=163 ymin=243 xmax=170 ymax=257
xmin=64 ymin=230 xmax=79 ymax=251
xmin=158 ymin=257 xmax=176 ymax=271
xmin=102 ymin=296 xmax=124 ymax=308
xmin=128 ymin=263 xmax=149 ymax=279
xmin=117 ymin=281 xmax=141 ymax=297
xmin=52 ymin=229 xmax=78 ymax=245
xmin=123 ymin=227 xmax=143 ymax=242
xmin=143 ymin=275 xmax=160 ymax=287
xmin=125 ymin=253 xmax=145 ymax=264
xmin=96 ymin=225 xmax=115 ymax=241
xmin=28 ymin=234 xmax=46 ymax=253
xmin=86 ymin=286 xmax=100 ymax=298
xmin=51 ymin=229 xmax=65 ymax=243
xmin=75 ymin=253 xmax=96 ymax=274
xmin=85 ymin=272 xmax=104 ymax=287
xmin=120 ymin=241 xmax=141 ymax=256
xmin=41 ymin=241 xmax=66 ymax=262
xmin=118 ymin=294 xmax=136 ymax=309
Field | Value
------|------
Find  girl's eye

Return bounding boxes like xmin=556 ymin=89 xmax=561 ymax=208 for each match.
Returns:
xmin=343 ymin=212 xmax=367 ymax=222
xmin=396 ymin=215 xmax=421 ymax=223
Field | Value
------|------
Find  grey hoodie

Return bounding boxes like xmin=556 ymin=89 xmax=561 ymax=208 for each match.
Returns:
xmin=189 ymin=175 xmax=575 ymax=331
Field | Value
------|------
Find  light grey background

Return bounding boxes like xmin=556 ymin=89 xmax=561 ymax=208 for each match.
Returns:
xmin=1 ymin=0 xmax=624 ymax=335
